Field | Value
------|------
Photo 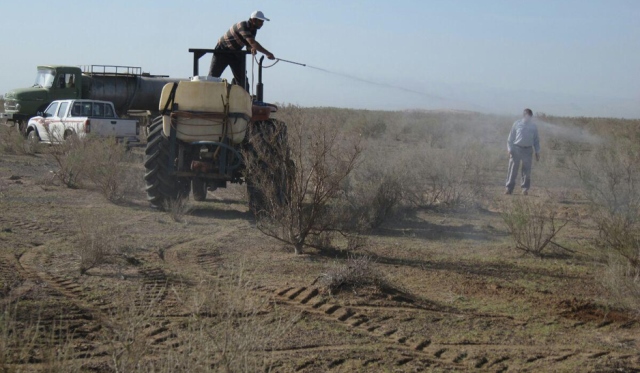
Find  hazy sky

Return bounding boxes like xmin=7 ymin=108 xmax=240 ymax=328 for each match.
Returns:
xmin=1 ymin=0 xmax=638 ymax=118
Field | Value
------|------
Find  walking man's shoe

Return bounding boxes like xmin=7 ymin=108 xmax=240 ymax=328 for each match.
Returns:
xmin=523 ymin=189 xmax=529 ymax=196
xmin=505 ymin=188 xmax=512 ymax=195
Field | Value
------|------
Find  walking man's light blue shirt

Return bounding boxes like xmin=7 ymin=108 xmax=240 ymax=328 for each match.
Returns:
xmin=507 ymin=119 xmax=540 ymax=153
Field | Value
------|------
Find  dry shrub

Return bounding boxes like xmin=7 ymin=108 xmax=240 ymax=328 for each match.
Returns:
xmin=244 ymin=105 xmax=362 ymax=254
xmin=342 ymin=147 xmax=404 ymax=230
xmin=566 ymin=142 xmax=640 ymax=269
xmin=49 ymin=135 xmax=139 ymax=201
xmin=501 ymin=197 xmax=568 ymax=257
xmin=49 ymin=135 xmax=91 ymax=188
xmin=0 ymin=125 xmax=36 ymax=155
xmin=601 ymin=256 xmax=640 ymax=316
xmin=76 ymin=213 xmax=127 ymax=275
xmin=403 ymin=143 xmax=493 ymax=209
xmin=83 ymin=139 xmax=137 ymax=202
xmin=344 ymin=140 xmax=495 ymax=231
xmin=316 ymin=254 xmax=387 ymax=294
xmin=163 ymin=196 xmax=192 ymax=223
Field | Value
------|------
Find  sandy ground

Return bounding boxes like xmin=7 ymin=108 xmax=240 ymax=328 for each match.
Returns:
xmin=0 ymin=149 xmax=639 ymax=372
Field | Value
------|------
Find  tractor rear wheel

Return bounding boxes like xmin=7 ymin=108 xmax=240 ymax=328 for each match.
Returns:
xmin=144 ymin=117 xmax=190 ymax=208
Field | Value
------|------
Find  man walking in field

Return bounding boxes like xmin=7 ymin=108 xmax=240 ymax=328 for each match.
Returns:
xmin=505 ymin=108 xmax=540 ymax=195
xmin=208 ymin=11 xmax=276 ymax=90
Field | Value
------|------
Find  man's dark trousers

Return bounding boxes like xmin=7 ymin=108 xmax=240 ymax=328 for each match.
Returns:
xmin=208 ymin=48 xmax=249 ymax=91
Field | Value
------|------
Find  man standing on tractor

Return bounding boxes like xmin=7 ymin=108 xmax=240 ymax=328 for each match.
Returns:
xmin=208 ymin=10 xmax=276 ymax=90
xmin=505 ymin=108 xmax=541 ymax=195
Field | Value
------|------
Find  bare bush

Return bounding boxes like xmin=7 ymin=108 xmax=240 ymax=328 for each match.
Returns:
xmin=83 ymin=139 xmax=137 ymax=202
xmin=49 ymin=135 xmax=90 ymax=188
xmin=75 ymin=213 xmax=127 ymax=275
xmin=565 ymin=142 xmax=640 ymax=269
xmin=244 ymin=105 xmax=362 ymax=255
xmin=163 ymin=196 xmax=192 ymax=223
xmin=316 ymin=254 xmax=387 ymax=294
xmin=0 ymin=125 xmax=36 ymax=155
xmin=601 ymin=256 xmax=640 ymax=316
xmin=346 ymin=140 xmax=494 ymax=225
xmin=48 ymin=135 xmax=140 ymax=201
xmin=501 ymin=197 xmax=568 ymax=257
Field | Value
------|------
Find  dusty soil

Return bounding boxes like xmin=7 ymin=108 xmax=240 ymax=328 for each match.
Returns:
xmin=0 ymin=150 xmax=639 ymax=372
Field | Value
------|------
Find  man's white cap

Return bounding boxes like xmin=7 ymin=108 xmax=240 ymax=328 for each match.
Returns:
xmin=250 ymin=10 xmax=270 ymax=21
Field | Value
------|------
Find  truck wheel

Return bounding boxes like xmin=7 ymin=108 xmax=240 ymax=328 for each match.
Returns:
xmin=192 ymin=178 xmax=207 ymax=201
xmin=144 ymin=117 xmax=190 ymax=208
xmin=16 ymin=121 xmax=27 ymax=136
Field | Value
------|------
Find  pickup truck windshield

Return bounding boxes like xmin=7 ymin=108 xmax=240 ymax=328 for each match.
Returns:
xmin=34 ymin=69 xmax=56 ymax=88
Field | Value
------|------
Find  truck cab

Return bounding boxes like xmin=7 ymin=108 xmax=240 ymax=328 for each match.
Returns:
xmin=1 ymin=66 xmax=82 ymax=132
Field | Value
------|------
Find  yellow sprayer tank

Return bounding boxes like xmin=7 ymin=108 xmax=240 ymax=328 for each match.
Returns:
xmin=159 ymin=79 xmax=252 ymax=144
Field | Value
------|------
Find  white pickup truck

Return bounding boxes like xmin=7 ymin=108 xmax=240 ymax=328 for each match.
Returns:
xmin=26 ymin=99 xmax=140 ymax=145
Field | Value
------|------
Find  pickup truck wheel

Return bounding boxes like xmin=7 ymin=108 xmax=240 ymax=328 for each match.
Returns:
xmin=25 ymin=130 xmax=40 ymax=154
xmin=192 ymin=178 xmax=207 ymax=201
xmin=144 ymin=117 xmax=190 ymax=208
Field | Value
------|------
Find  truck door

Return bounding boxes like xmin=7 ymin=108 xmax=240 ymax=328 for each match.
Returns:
xmin=49 ymin=102 xmax=69 ymax=143
xmin=41 ymin=102 xmax=60 ymax=143
xmin=50 ymin=73 xmax=80 ymax=101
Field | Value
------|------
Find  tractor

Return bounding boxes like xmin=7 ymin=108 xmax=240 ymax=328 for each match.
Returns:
xmin=144 ymin=49 xmax=291 ymax=211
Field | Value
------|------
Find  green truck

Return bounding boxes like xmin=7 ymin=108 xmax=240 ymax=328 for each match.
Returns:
xmin=1 ymin=65 xmax=184 ymax=133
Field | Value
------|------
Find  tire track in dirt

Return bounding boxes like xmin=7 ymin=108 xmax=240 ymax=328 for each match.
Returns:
xmin=265 ymin=285 xmax=638 ymax=371
xmin=10 ymin=248 xmax=108 ymax=363
xmin=4 ymin=212 xmax=185 ymax=363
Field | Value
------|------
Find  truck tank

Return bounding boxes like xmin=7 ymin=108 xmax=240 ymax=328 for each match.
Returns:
xmin=80 ymin=66 xmax=187 ymax=116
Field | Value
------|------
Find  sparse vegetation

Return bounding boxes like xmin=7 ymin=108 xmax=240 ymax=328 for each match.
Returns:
xmin=2 ymin=107 xmax=640 ymax=372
